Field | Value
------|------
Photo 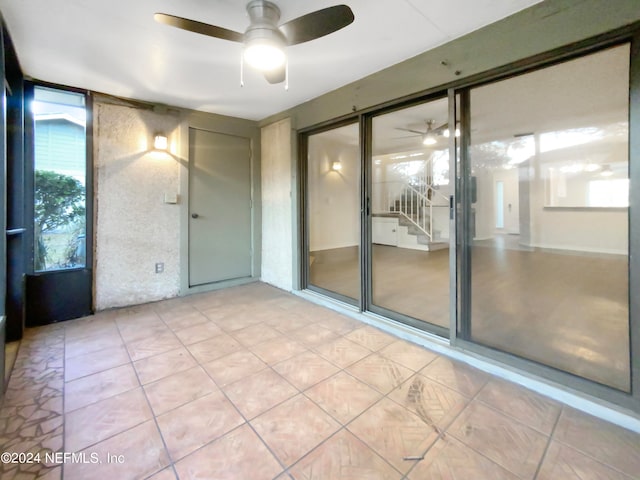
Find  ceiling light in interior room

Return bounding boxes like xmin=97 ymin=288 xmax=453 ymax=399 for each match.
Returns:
xmin=444 ymin=126 xmax=461 ymax=138
xmin=585 ymin=163 xmax=601 ymax=172
xmin=422 ymin=133 xmax=437 ymax=145
xmin=332 ymin=161 xmax=342 ymax=171
xmin=154 ymin=134 xmax=168 ymax=150
xmin=396 ymin=119 xmax=442 ymax=146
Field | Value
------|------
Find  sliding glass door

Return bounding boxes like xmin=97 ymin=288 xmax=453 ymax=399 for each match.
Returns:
xmin=305 ymin=122 xmax=360 ymax=304
xmin=460 ymin=43 xmax=631 ymax=391
xmin=302 ymin=98 xmax=453 ymax=334
xmin=300 ymin=31 xmax=638 ymax=411
xmin=369 ymin=98 xmax=451 ymax=332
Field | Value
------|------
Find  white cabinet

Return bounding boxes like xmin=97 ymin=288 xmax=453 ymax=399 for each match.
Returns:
xmin=372 ymin=217 xmax=398 ymax=246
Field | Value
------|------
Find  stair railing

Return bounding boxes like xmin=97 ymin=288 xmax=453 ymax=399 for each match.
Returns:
xmin=377 ymin=181 xmax=448 ymax=240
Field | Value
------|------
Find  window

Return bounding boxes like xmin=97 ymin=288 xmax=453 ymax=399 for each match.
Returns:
xmin=33 ymin=87 xmax=87 ymax=272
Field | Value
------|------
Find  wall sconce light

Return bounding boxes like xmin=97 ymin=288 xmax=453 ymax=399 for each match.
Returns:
xmin=154 ymin=134 xmax=168 ymax=151
xmin=332 ymin=161 xmax=342 ymax=171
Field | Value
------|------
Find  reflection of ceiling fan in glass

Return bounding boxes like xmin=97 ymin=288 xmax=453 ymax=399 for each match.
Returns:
xmin=395 ymin=120 xmax=459 ymax=145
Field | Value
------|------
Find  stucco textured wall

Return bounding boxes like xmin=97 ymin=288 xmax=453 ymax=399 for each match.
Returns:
xmin=260 ymin=118 xmax=293 ymax=290
xmin=94 ymin=102 xmax=182 ymax=309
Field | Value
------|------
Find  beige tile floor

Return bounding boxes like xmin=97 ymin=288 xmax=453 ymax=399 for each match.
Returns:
xmin=1 ymin=282 xmax=639 ymax=479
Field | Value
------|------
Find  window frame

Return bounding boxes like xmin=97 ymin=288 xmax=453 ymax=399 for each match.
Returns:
xmin=26 ymin=81 xmax=93 ymax=276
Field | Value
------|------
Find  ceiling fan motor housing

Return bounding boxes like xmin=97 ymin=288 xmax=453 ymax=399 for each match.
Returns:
xmin=244 ymin=0 xmax=287 ymax=51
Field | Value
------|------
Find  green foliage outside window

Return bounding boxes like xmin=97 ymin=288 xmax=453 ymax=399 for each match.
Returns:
xmin=34 ymin=170 xmax=86 ymax=271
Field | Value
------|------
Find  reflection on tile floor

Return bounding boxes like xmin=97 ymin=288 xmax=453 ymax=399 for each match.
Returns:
xmin=1 ymin=282 xmax=639 ymax=479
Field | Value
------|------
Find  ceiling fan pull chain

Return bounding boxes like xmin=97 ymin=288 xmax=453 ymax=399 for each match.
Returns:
xmin=284 ymin=60 xmax=289 ymax=91
xmin=240 ymin=52 xmax=245 ymax=87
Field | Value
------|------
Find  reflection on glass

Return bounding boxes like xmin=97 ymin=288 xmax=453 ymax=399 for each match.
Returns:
xmin=307 ymin=123 xmax=360 ymax=301
xmin=468 ymin=44 xmax=630 ymax=391
xmin=34 ymin=87 xmax=87 ymax=272
xmin=371 ymin=98 xmax=450 ymax=328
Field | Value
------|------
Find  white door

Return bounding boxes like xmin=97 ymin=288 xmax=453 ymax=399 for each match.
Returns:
xmin=188 ymin=128 xmax=252 ymax=286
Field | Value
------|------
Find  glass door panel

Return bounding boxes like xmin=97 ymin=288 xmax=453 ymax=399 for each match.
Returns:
xmin=306 ymin=123 xmax=360 ymax=302
xmin=370 ymin=98 xmax=451 ymax=329
xmin=465 ymin=44 xmax=630 ymax=391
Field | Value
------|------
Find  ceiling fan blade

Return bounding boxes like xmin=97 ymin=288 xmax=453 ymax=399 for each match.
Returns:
xmin=433 ymin=122 xmax=449 ymax=134
xmin=154 ymin=13 xmax=244 ymax=43
xmin=263 ymin=65 xmax=286 ymax=84
xmin=395 ymin=127 xmax=425 ymax=135
xmin=279 ymin=5 xmax=354 ymax=46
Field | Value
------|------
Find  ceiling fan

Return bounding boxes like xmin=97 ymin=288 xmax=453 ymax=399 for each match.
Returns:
xmin=395 ymin=120 xmax=458 ymax=145
xmin=154 ymin=1 xmax=355 ymax=85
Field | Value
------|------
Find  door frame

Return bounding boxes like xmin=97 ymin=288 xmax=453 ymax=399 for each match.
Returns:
xmin=4 ymin=24 xmax=26 ymax=341
xmin=452 ymin=34 xmax=640 ymax=412
xmin=178 ymin=116 xmax=262 ymax=296
xmin=296 ymin=20 xmax=640 ymax=415
xmin=187 ymin=127 xmax=253 ymax=288
xmin=363 ymin=94 xmax=451 ymax=338
xmin=299 ymin=117 xmax=362 ymax=308
xmin=299 ymin=91 xmax=455 ymax=339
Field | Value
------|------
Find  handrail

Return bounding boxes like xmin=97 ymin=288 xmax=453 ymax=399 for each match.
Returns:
xmin=374 ymin=180 xmax=448 ymax=241
xmin=374 ymin=180 xmax=448 ymax=205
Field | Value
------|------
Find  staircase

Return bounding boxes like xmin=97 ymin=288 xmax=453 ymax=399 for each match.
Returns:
xmin=372 ymin=181 xmax=449 ymax=251
xmin=397 ymin=212 xmax=448 ymax=251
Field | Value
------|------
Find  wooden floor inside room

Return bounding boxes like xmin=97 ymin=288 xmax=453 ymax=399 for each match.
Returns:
xmin=309 ymin=236 xmax=630 ymax=391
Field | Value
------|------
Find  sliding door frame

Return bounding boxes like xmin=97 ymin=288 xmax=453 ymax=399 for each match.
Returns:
xmin=300 ymin=91 xmax=454 ymax=338
xmin=452 ymin=32 xmax=639 ymax=411
xmin=299 ymin=116 xmax=362 ymax=308
xmin=298 ymin=21 xmax=639 ymax=413
xmin=363 ymin=93 xmax=451 ymax=338
xmin=631 ymin=29 xmax=640 ymax=413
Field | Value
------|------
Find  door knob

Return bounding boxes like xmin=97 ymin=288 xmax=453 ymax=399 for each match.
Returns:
xmin=191 ymin=213 xmax=199 ymax=219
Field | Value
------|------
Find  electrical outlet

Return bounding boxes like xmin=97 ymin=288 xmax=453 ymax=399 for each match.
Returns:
xmin=155 ymin=262 xmax=164 ymax=274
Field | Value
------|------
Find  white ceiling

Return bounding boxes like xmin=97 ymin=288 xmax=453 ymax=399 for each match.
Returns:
xmin=1 ymin=0 xmax=541 ymax=121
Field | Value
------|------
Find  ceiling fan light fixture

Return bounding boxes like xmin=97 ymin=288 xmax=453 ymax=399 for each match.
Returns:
xmin=155 ymin=1 xmax=355 ymax=84
xmin=422 ymin=133 xmax=437 ymax=146
xmin=243 ymin=1 xmax=286 ymax=71
xmin=244 ymin=40 xmax=286 ymax=71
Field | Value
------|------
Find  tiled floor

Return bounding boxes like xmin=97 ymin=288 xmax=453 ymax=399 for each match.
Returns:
xmin=1 ymin=282 xmax=639 ymax=479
